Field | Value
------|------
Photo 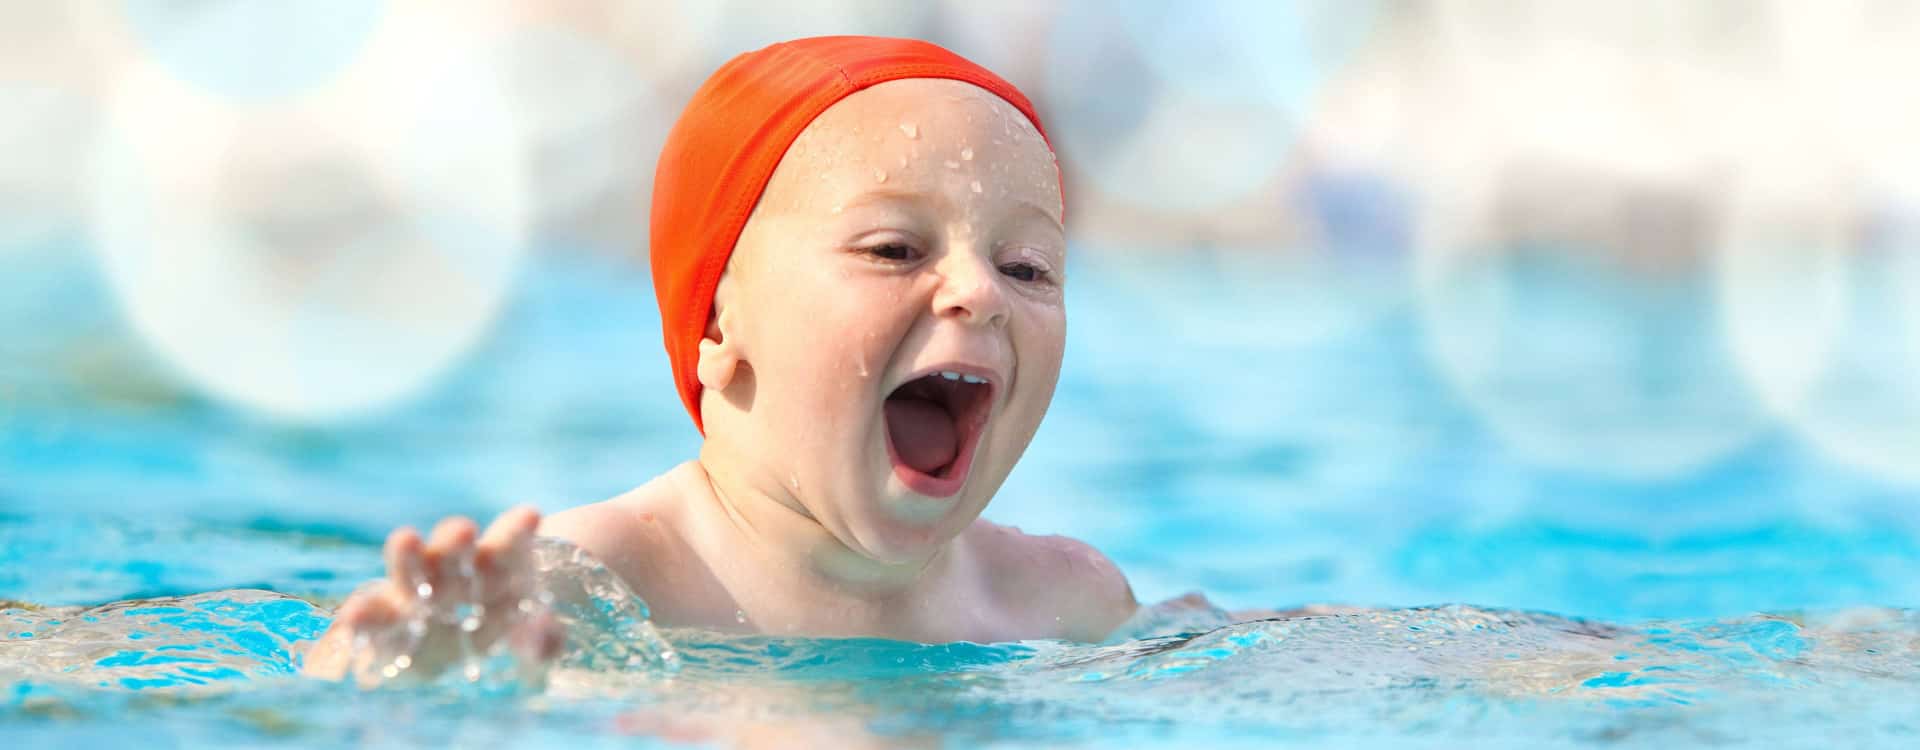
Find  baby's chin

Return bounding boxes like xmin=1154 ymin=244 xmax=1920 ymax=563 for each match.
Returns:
xmin=835 ymin=482 xmax=990 ymax=562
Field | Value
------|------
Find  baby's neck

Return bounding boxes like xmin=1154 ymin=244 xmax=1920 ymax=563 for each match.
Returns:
xmin=684 ymin=454 xmax=951 ymax=601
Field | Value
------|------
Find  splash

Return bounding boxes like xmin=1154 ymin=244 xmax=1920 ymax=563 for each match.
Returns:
xmin=530 ymin=538 xmax=676 ymax=674
xmin=6 ymin=590 xmax=1920 ymax=746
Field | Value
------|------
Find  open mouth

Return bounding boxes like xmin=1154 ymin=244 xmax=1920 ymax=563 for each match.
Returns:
xmin=882 ymin=369 xmax=995 ymax=498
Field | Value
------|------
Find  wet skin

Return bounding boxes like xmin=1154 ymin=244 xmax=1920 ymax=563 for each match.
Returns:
xmin=304 ymin=79 xmax=1136 ymax=681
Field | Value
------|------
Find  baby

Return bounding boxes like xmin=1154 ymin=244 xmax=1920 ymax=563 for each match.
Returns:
xmin=304 ymin=36 xmax=1136 ymax=680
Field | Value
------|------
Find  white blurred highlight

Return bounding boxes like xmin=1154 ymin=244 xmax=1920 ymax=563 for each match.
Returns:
xmin=1709 ymin=1 xmax=1920 ymax=484
xmin=929 ymin=0 xmax=1058 ymax=91
xmin=110 ymin=0 xmax=384 ymax=101
xmin=0 ymin=84 xmax=96 ymax=254
xmin=492 ymin=24 xmax=672 ymax=258
xmin=1718 ymin=138 xmax=1920 ymax=485
xmin=89 ymin=13 xmax=529 ymax=422
xmin=695 ymin=0 xmax=932 ymax=68
xmin=0 ymin=3 xmax=114 ymax=256
xmin=1412 ymin=9 xmax=1769 ymax=479
xmin=1043 ymin=0 xmax=1377 ymax=215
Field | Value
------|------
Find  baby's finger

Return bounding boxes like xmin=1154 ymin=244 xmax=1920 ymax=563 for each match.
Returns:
xmin=304 ymin=585 xmax=408 ymax=680
xmin=336 ymin=584 xmax=407 ymax=631
xmin=424 ymin=516 xmax=479 ymax=561
xmin=384 ymin=527 xmax=427 ymax=598
xmin=424 ymin=516 xmax=480 ymax=601
xmin=475 ymin=506 xmax=541 ymax=581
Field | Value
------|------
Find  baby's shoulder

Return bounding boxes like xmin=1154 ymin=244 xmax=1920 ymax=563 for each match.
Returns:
xmin=962 ymin=520 xmax=1137 ymax=642
xmin=538 ymin=466 xmax=697 ymax=591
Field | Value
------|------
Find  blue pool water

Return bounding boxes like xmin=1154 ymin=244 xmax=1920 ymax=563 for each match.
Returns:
xmin=4 ymin=248 xmax=1920 ymax=746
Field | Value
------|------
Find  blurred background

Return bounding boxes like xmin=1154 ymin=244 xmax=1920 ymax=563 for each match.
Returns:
xmin=2 ymin=0 xmax=1918 ymax=621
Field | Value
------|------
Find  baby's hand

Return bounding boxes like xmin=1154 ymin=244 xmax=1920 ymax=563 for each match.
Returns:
xmin=302 ymin=507 xmax=564 ymax=685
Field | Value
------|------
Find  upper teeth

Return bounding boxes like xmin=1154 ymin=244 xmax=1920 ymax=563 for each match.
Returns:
xmin=938 ymin=370 xmax=988 ymax=384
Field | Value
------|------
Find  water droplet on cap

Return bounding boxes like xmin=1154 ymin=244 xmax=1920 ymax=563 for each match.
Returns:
xmin=961 ymin=147 xmax=974 ymax=161
xmin=898 ymin=122 xmax=918 ymax=139
xmin=970 ymin=180 xmax=983 ymax=194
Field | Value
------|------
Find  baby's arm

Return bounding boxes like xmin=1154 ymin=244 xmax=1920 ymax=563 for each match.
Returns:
xmin=301 ymin=507 xmax=562 ymax=682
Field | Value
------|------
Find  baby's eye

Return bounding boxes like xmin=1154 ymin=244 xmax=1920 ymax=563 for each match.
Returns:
xmin=998 ymin=261 xmax=1049 ymax=283
xmin=863 ymin=242 xmax=920 ymax=262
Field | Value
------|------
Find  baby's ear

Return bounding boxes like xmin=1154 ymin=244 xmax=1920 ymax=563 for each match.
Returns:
xmin=696 ymin=304 xmax=741 ymax=392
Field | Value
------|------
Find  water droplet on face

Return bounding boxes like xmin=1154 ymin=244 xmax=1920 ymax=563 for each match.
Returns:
xmin=961 ymin=147 xmax=974 ymax=161
xmin=944 ymin=160 xmax=960 ymax=170
xmin=898 ymin=156 xmax=908 ymax=168
xmin=971 ymin=180 xmax=983 ymax=194
xmin=874 ymin=168 xmax=887 ymax=183
xmin=735 ymin=609 xmax=748 ymax=624
xmin=832 ymin=204 xmax=843 ymax=214
xmin=898 ymin=122 xmax=918 ymax=139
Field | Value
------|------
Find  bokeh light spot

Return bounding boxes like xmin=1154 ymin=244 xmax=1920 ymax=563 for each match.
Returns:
xmin=117 ymin=0 xmax=384 ymax=101
xmin=90 ymin=24 xmax=529 ymax=422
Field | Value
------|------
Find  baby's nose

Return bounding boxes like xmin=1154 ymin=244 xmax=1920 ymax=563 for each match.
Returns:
xmin=933 ymin=253 xmax=1009 ymax=328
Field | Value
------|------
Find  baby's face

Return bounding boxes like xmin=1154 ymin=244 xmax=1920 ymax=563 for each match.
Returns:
xmin=712 ymin=78 xmax=1065 ymax=563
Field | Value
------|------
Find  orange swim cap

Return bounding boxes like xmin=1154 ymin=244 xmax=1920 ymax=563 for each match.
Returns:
xmin=650 ymin=36 xmax=1058 ymax=433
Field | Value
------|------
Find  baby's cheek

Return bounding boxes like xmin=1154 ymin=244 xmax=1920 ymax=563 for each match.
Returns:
xmin=1020 ymin=303 xmax=1067 ymax=358
xmin=1010 ymin=307 xmax=1065 ymax=411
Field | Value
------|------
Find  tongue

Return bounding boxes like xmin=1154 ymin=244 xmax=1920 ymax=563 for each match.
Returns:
xmin=884 ymin=396 xmax=958 ymax=474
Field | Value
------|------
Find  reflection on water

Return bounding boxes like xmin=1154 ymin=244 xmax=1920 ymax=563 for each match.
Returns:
xmin=5 ymin=580 xmax=1916 ymax=747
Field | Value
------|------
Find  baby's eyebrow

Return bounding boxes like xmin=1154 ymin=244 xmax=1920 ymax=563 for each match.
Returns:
xmin=1010 ymin=199 xmax=1066 ymax=232
xmin=840 ymin=187 xmax=934 ymax=213
xmin=842 ymin=188 xmax=1063 ymax=231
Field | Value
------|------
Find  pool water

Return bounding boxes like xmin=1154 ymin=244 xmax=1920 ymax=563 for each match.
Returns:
xmin=4 ymin=248 xmax=1920 ymax=746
